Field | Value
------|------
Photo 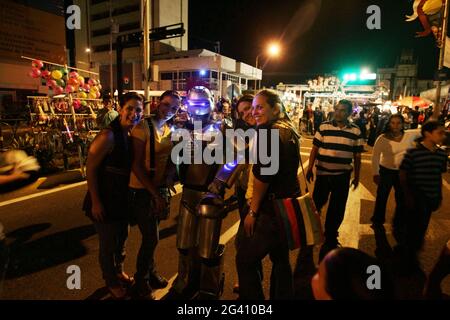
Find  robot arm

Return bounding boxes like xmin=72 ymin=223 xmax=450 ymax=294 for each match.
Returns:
xmin=207 ymin=161 xmax=246 ymax=196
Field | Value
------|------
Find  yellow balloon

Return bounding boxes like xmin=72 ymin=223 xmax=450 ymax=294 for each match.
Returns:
xmin=79 ymin=92 xmax=87 ymax=99
xmin=88 ymin=92 xmax=97 ymax=99
xmin=90 ymin=86 xmax=98 ymax=93
xmin=51 ymin=70 xmax=62 ymax=80
xmin=77 ymin=76 xmax=85 ymax=84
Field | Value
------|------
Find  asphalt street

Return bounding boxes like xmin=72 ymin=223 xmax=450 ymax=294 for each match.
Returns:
xmin=0 ymin=138 xmax=449 ymax=300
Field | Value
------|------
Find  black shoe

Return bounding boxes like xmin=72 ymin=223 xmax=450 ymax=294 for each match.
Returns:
xmin=149 ymin=272 xmax=169 ymax=289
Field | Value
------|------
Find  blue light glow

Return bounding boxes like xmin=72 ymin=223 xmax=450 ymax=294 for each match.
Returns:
xmin=223 ymin=160 xmax=238 ymax=171
xmin=199 ymin=69 xmax=206 ymax=76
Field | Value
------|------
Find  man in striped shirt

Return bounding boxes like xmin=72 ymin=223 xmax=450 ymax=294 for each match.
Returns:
xmin=394 ymin=120 xmax=447 ymax=267
xmin=306 ymin=100 xmax=364 ymax=261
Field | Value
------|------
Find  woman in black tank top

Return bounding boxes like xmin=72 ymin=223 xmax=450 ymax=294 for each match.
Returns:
xmin=84 ymin=92 xmax=143 ymax=299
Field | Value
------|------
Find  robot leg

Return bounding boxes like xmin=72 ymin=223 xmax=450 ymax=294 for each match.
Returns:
xmin=196 ymin=193 xmax=226 ymax=299
xmin=172 ymin=191 xmax=201 ymax=295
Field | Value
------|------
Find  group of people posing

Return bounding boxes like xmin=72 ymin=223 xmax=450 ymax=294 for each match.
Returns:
xmin=83 ymin=88 xmax=448 ymax=300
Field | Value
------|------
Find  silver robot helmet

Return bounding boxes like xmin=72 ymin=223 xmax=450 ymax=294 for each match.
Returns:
xmin=186 ymin=86 xmax=214 ymax=121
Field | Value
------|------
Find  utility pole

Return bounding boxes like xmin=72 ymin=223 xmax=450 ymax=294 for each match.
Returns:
xmin=142 ymin=0 xmax=151 ymax=110
xmin=109 ymin=0 xmax=114 ymax=98
xmin=435 ymin=0 xmax=449 ymax=119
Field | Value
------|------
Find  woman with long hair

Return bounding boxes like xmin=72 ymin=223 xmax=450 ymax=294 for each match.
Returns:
xmin=370 ymin=114 xmax=420 ymax=226
xmin=236 ymin=89 xmax=300 ymax=300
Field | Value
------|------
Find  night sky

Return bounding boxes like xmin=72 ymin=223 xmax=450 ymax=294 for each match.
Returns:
xmin=189 ymin=0 xmax=442 ymax=86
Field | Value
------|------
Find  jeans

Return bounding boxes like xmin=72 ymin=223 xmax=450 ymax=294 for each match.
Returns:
xmin=129 ymin=188 xmax=159 ymax=283
xmin=94 ymin=221 xmax=129 ymax=287
xmin=393 ymin=193 xmax=437 ymax=257
xmin=371 ymin=166 xmax=403 ymax=224
xmin=312 ymin=172 xmax=351 ymax=244
xmin=236 ymin=209 xmax=293 ymax=300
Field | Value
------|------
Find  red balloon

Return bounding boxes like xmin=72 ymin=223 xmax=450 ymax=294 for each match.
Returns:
xmin=30 ymin=68 xmax=41 ymax=78
xmin=54 ymin=86 xmax=64 ymax=95
xmin=83 ymin=84 xmax=91 ymax=92
xmin=69 ymin=71 xmax=79 ymax=79
xmin=46 ymin=79 xmax=57 ymax=88
xmin=73 ymin=99 xmax=81 ymax=110
xmin=41 ymin=70 xmax=51 ymax=79
xmin=68 ymin=78 xmax=79 ymax=86
xmin=32 ymin=60 xmax=44 ymax=69
xmin=65 ymin=85 xmax=75 ymax=93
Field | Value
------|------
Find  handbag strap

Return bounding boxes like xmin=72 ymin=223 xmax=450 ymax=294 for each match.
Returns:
xmin=146 ymin=117 xmax=156 ymax=179
xmin=298 ymin=139 xmax=309 ymax=194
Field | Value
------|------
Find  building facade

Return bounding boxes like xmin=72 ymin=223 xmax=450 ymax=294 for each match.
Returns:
xmin=377 ymin=49 xmax=434 ymax=100
xmin=73 ymin=0 xmax=188 ymax=92
xmin=153 ymin=49 xmax=261 ymax=100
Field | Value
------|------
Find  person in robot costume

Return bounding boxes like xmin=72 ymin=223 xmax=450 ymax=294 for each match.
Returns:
xmin=170 ymin=86 xmax=247 ymax=299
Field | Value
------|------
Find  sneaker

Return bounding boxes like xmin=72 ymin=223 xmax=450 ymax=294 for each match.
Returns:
xmin=149 ymin=272 xmax=168 ymax=289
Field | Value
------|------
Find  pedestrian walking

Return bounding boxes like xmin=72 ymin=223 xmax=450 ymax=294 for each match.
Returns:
xmin=370 ymin=114 xmax=420 ymax=226
xmin=393 ymin=120 xmax=447 ymax=268
xmin=306 ymin=99 xmax=364 ymax=261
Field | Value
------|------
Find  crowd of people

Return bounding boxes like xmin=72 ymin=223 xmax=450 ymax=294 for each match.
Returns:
xmin=1 ymin=88 xmax=448 ymax=301
xmin=84 ymin=90 xmax=448 ymax=300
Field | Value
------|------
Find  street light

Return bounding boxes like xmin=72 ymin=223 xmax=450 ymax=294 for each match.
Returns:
xmin=255 ymin=42 xmax=282 ymax=91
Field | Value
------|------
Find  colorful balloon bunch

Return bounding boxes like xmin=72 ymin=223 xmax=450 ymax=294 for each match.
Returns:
xmin=28 ymin=59 xmax=102 ymax=99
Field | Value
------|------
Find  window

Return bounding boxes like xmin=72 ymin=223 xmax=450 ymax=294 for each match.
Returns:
xmin=92 ymin=22 xmax=140 ymax=38
xmin=211 ymin=71 xmax=218 ymax=79
xmin=181 ymin=72 xmax=191 ymax=79
xmin=161 ymin=72 xmax=173 ymax=80
xmin=192 ymin=70 xmax=209 ymax=78
xmin=91 ymin=5 xmax=140 ymax=21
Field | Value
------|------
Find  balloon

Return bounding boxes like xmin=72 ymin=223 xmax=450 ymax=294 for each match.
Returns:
xmin=56 ymin=79 xmax=65 ymax=87
xmin=77 ymin=76 xmax=85 ymax=85
xmin=54 ymin=86 xmax=64 ymax=95
xmin=46 ymin=79 xmax=57 ymax=88
xmin=69 ymin=71 xmax=79 ymax=79
xmin=96 ymin=91 xmax=101 ymax=99
xmin=68 ymin=78 xmax=79 ymax=86
xmin=30 ymin=68 xmax=41 ymax=78
xmin=78 ymin=91 xmax=87 ymax=99
xmin=88 ymin=78 xmax=98 ymax=86
xmin=81 ymin=100 xmax=87 ymax=107
xmin=90 ymin=85 xmax=98 ymax=93
xmin=41 ymin=70 xmax=51 ymax=79
xmin=51 ymin=70 xmax=62 ymax=80
xmin=73 ymin=99 xmax=81 ymax=110
xmin=32 ymin=60 xmax=43 ymax=69
xmin=83 ymin=84 xmax=91 ymax=92
xmin=65 ymin=85 xmax=75 ymax=93
xmin=97 ymin=84 xmax=102 ymax=90
xmin=88 ymin=91 xmax=97 ymax=99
